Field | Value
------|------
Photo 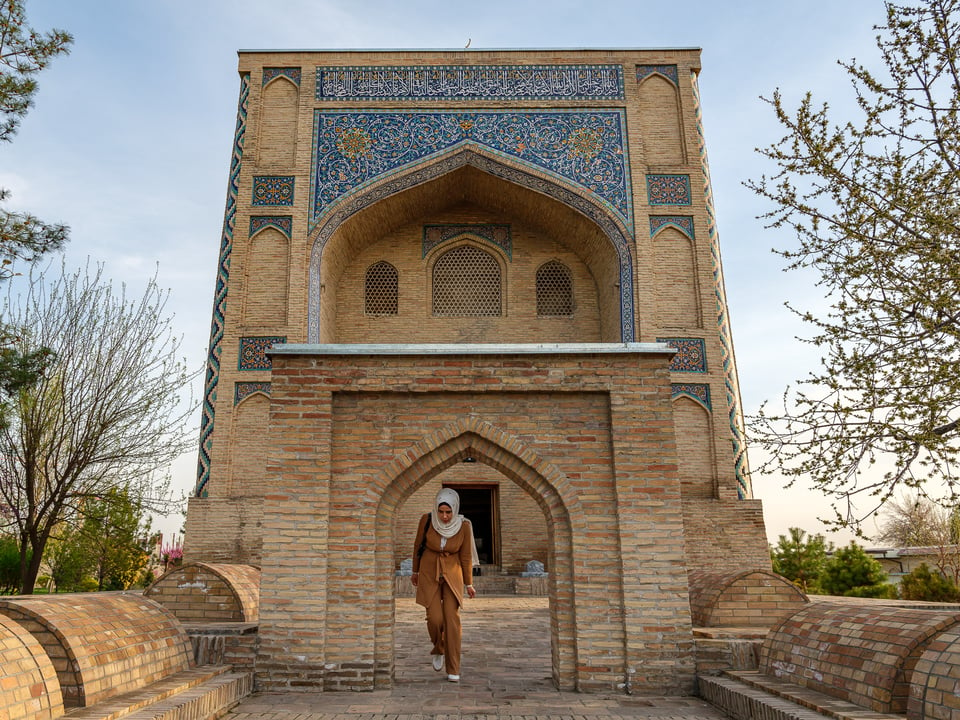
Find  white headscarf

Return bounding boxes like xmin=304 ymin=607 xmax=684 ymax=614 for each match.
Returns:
xmin=430 ymin=488 xmax=480 ymax=567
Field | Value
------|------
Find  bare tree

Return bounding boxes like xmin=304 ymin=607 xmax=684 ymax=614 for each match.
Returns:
xmin=0 ymin=262 xmax=197 ymax=593
xmin=875 ymin=492 xmax=960 ymax=584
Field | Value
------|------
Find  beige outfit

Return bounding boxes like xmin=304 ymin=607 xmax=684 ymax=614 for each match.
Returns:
xmin=412 ymin=512 xmax=473 ymax=674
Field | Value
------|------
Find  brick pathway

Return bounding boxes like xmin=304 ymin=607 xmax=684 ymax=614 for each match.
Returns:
xmin=228 ymin=596 xmax=728 ymax=720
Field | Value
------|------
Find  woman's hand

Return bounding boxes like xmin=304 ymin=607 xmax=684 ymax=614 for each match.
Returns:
xmin=466 ymin=584 xmax=476 ymax=599
xmin=411 ymin=572 xmax=419 ymax=587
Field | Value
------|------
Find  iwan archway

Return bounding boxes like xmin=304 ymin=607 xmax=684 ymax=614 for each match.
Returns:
xmin=254 ymin=343 xmax=697 ymax=694
xmin=307 ymin=145 xmax=637 ymax=344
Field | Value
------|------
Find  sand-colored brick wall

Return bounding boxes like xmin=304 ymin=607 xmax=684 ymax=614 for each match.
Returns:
xmin=0 ymin=614 xmax=63 ymax=720
xmin=681 ymin=499 xmax=770 ymax=573
xmin=184 ymin=497 xmax=263 ymax=564
xmin=761 ymin=603 xmax=960 ymax=713
xmin=146 ymin=563 xmax=261 ymax=622
xmin=0 ymin=594 xmax=192 ymax=708
xmin=687 ymin=569 xmax=807 ymax=628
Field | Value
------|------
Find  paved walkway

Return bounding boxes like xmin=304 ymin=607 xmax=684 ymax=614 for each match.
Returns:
xmin=228 ymin=597 xmax=728 ymax=720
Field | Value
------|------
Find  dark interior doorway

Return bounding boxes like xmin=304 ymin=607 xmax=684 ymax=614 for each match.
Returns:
xmin=445 ymin=483 xmax=498 ymax=566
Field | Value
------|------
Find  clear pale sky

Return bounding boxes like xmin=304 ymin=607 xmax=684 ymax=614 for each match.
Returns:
xmin=3 ymin=0 xmax=890 ymax=544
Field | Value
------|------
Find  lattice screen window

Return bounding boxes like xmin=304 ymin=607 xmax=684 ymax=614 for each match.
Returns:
xmin=536 ymin=260 xmax=574 ymax=316
xmin=432 ymin=245 xmax=502 ymax=317
xmin=364 ymin=261 xmax=399 ymax=315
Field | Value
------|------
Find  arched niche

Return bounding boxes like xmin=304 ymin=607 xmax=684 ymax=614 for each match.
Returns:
xmin=258 ymin=76 xmax=298 ymax=166
xmin=243 ymin=226 xmax=290 ymax=327
xmin=637 ymin=73 xmax=686 ymax=166
xmin=307 ymin=148 xmax=635 ymax=343
xmin=652 ymin=225 xmax=701 ymax=329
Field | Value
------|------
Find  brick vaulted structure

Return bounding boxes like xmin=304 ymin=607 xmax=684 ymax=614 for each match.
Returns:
xmin=184 ymin=48 xmax=771 ymax=694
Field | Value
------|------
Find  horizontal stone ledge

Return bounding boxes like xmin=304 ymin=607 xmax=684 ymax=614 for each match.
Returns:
xmin=269 ymin=342 xmax=676 ymax=357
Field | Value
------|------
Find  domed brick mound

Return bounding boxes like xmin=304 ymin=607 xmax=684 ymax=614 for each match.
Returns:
xmin=688 ymin=569 xmax=807 ymax=628
xmin=145 ymin=563 xmax=260 ymax=622
xmin=0 ymin=594 xmax=192 ymax=708
xmin=761 ymin=603 xmax=960 ymax=713
xmin=0 ymin=614 xmax=63 ymax=720
xmin=908 ymin=624 xmax=960 ymax=720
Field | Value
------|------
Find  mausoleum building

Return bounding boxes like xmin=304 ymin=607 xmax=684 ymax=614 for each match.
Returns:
xmin=184 ymin=47 xmax=772 ymax=694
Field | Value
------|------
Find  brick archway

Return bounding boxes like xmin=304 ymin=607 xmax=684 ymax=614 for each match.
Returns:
xmin=372 ymin=419 xmax=580 ymax=689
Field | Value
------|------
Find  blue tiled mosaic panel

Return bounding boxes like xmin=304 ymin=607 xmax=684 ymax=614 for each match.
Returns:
xmin=263 ymin=67 xmax=301 ymax=86
xmin=239 ymin=336 xmax=286 ymax=370
xmin=312 ymin=110 xmax=631 ymax=228
xmin=649 ymin=215 xmax=694 ymax=240
xmin=316 ymin=65 xmax=624 ymax=101
xmin=646 ymin=175 xmax=691 ymax=205
xmin=250 ymin=216 xmax=293 ymax=239
xmin=657 ymin=338 xmax=707 ymax=372
xmin=235 ymin=382 xmax=271 ymax=404
xmin=672 ymin=383 xmax=711 ymax=409
xmin=253 ymin=176 xmax=295 ymax=206
xmin=636 ymin=64 xmax=679 ymax=86
xmin=423 ymin=224 xmax=511 ymax=259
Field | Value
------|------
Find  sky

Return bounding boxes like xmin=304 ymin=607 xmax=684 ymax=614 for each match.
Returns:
xmin=3 ymin=0 xmax=893 ymax=545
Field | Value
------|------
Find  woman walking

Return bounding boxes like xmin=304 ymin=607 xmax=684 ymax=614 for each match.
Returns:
xmin=411 ymin=488 xmax=479 ymax=682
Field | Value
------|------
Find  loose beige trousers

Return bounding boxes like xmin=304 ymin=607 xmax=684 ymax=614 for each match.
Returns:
xmin=424 ymin=579 xmax=462 ymax=674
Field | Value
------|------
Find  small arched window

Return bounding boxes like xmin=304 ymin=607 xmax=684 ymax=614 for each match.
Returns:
xmin=432 ymin=245 xmax=502 ymax=317
xmin=364 ymin=261 xmax=398 ymax=315
xmin=536 ymin=260 xmax=574 ymax=316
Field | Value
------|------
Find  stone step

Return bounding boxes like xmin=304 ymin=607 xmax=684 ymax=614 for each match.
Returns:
xmin=698 ymin=673 xmax=906 ymax=720
xmin=65 ymin=667 xmax=252 ymax=720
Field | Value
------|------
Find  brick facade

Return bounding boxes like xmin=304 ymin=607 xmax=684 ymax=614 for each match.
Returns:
xmin=185 ymin=48 xmax=770 ymax=694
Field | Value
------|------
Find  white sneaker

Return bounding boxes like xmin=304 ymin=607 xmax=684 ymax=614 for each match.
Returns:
xmin=447 ymin=674 xmax=460 ymax=682
xmin=432 ymin=654 xmax=444 ymax=672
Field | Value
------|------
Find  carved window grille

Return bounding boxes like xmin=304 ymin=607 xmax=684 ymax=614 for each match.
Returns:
xmin=432 ymin=245 xmax=502 ymax=317
xmin=364 ymin=261 xmax=398 ymax=315
xmin=536 ymin=260 xmax=574 ymax=316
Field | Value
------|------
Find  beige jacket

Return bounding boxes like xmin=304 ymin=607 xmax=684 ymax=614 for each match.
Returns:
xmin=412 ymin=512 xmax=473 ymax=608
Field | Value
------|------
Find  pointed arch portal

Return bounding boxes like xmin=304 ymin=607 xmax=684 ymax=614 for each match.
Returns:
xmin=307 ymin=144 xmax=636 ymax=342
xmin=255 ymin=343 xmax=697 ymax=695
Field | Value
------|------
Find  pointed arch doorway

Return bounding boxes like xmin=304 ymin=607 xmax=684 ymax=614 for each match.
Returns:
xmin=378 ymin=422 xmax=580 ymax=691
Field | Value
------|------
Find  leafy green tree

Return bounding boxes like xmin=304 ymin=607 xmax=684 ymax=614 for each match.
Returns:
xmin=0 ymin=1 xmax=72 ymax=404
xmin=0 ymin=262 xmax=197 ymax=593
xmin=770 ymin=527 xmax=832 ymax=592
xmin=0 ymin=533 xmax=23 ymax=593
xmin=820 ymin=542 xmax=897 ymax=597
xmin=45 ymin=525 xmax=92 ymax=592
xmin=747 ymin=0 xmax=960 ymax=530
xmin=81 ymin=488 xmax=151 ymax=591
xmin=900 ymin=562 xmax=960 ymax=601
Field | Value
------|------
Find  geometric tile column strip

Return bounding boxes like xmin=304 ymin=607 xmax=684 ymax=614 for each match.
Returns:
xmin=196 ymin=72 xmax=250 ymax=498
xmin=691 ymin=69 xmax=751 ymax=498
